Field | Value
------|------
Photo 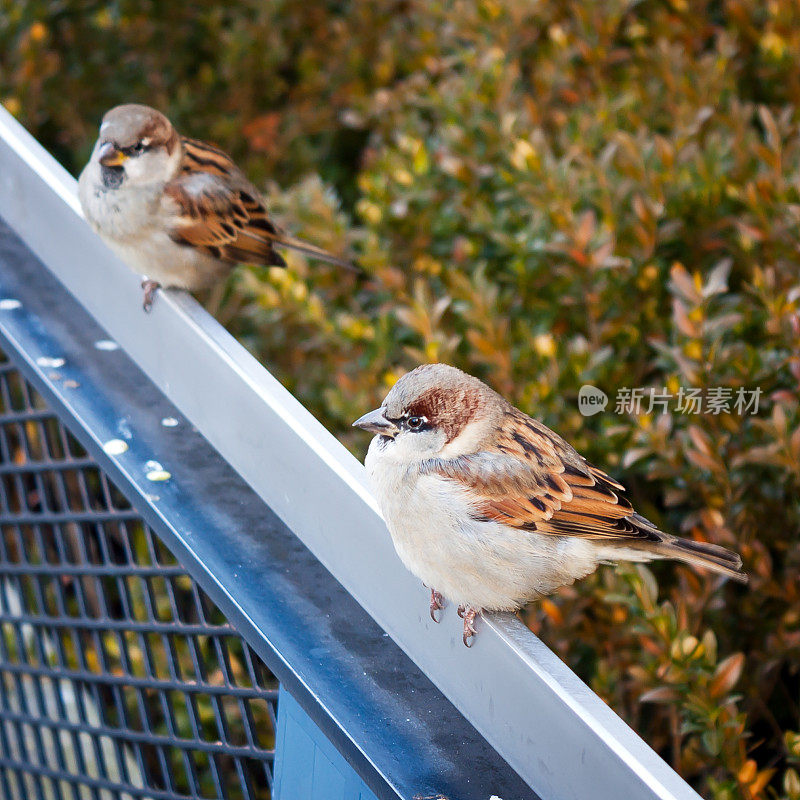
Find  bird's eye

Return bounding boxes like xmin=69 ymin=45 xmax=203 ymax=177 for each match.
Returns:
xmin=127 ymin=140 xmax=150 ymax=156
xmin=406 ymin=415 xmax=426 ymax=430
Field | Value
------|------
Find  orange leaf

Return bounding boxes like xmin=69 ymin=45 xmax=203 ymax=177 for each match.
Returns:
xmin=243 ymin=112 xmax=282 ymax=154
xmin=709 ymin=652 xmax=745 ymax=698
xmin=640 ymin=686 xmax=680 ymax=704
xmin=541 ymin=598 xmax=563 ymax=625
xmin=687 ymin=425 xmax=711 ymax=455
xmin=750 ymin=767 xmax=776 ymax=797
xmin=575 ymin=210 xmax=595 ymax=250
xmin=670 ymin=262 xmax=701 ymax=304
xmin=738 ymin=759 xmax=757 ymax=785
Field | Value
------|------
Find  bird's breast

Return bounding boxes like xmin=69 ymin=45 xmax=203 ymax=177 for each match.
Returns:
xmin=79 ymin=170 xmax=162 ymax=241
xmin=365 ymin=443 xmax=604 ymax=610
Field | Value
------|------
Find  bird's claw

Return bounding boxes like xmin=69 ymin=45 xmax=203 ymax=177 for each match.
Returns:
xmin=457 ymin=604 xmax=466 ymax=619
xmin=141 ymin=279 xmax=161 ymax=312
xmin=462 ymin=607 xmax=478 ymax=647
xmin=429 ymin=589 xmax=445 ymax=623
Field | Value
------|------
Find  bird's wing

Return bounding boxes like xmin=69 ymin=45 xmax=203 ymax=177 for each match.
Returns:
xmin=163 ymin=137 xmax=286 ymax=266
xmin=164 ymin=137 xmax=352 ymax=269
xmin=424 ymin=408 xmax=661 ymax=541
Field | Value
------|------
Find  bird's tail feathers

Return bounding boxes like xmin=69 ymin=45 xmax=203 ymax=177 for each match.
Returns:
xmin=273 ymin=232 xmax=357 ymax=272
xmin=612 ymin=534 xmax=748 ymax=584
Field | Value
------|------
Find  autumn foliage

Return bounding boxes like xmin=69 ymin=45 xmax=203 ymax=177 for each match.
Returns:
xmin=2 ymin=1 xmax=800 ymax=797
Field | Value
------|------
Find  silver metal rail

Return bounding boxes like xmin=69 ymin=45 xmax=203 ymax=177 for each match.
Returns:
xmin=0 ymin=106 xmax=701 ymax=800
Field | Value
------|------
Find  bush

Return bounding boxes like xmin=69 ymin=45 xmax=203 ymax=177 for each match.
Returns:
xmin=3 ymin=2 xmax=799 ymax=797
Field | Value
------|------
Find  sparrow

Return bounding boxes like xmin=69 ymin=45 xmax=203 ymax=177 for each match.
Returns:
xmin=78 ymin=104 xmax=352 ymax=310
xmin=353 ymin=364 xmax=746 ymax=646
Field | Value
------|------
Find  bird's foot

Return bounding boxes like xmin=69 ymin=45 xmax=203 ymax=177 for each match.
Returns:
xmin=457 ymin=604 xmax=466 ymax=619
xmin=462 ymin=606 xmax=479 ymax=647
xmin=429 ymin=589 xmax=445 ymax=623
xmin=141 ymin=279 xmax=161 ymax=312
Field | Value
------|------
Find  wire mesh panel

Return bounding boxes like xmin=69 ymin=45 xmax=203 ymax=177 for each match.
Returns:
xmin=0 ymin=348 xmax=278 ymax=800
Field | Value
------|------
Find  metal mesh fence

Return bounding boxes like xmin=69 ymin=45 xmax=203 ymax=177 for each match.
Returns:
xmin=0 ymin=349 xmax=278 ymax=800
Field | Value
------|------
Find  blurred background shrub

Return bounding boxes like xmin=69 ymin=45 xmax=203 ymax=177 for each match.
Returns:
xmin=2 ymin=1 xmax=799 ymax=797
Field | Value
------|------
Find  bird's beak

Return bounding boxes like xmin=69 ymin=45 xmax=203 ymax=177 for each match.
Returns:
xmin=352 ymin=408 xmax=399 ymax=437
xmin=98 ymin=141 xmax=128 ymax=168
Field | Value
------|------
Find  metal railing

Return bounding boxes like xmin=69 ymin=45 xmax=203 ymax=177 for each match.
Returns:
xmin=0 ymin=359 xmax=277 ymax=798
xmin=0 ymin=106 xmax=702 ymax=800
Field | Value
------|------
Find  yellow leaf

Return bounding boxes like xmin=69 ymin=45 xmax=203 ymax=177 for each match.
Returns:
xmin=533 ymin=333 xmax=556 ymax=358
xmin=785 ymin=768 xmax=800 ymax=799
xmin=29 ymin=21 xmax=47 ymax=42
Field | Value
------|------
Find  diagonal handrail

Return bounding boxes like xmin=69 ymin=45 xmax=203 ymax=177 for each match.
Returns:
xmin=0 ymin=106 xmax=700 ymax=800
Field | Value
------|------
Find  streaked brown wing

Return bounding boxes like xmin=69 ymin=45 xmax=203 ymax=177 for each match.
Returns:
xmin=179 ymin=136 xmax=239 ymax=177
xmin=164 ymin=137 xmax=286 ymax=267
xmin=427 ymin=408 xmax=658 ymax=541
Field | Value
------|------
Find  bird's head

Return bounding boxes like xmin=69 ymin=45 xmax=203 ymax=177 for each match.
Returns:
xmin=90 ymin=104 xmax=181 ymax=190
xmin=352 ymin=363 xmax=500 ymax=462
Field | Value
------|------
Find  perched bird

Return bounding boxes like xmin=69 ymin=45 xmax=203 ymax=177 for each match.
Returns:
xmin=353 ymin=364 xmax=746 ymax=646
xmin=78 ymin=103 xmax=352 ymax=310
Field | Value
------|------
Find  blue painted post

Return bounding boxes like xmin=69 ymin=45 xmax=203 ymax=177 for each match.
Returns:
xmin=273 ymin=685 xmax=381 ymax=800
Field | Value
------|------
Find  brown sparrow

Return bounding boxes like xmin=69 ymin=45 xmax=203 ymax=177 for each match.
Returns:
xmin=353 ymin=364 xmax=746 ymax=646
xmin=78 ymin=104 xmax=352 ymax=310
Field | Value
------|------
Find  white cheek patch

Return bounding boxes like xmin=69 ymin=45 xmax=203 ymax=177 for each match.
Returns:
xmin=386 ymin=429 xmax=448 ymax=465
xmin=438 ymin=417 xmax=491 ymax=460
xmin=121 ymin=156 xmax=148 ymax=182
xmin=122 ymin=150 xmax=176 ymax=185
